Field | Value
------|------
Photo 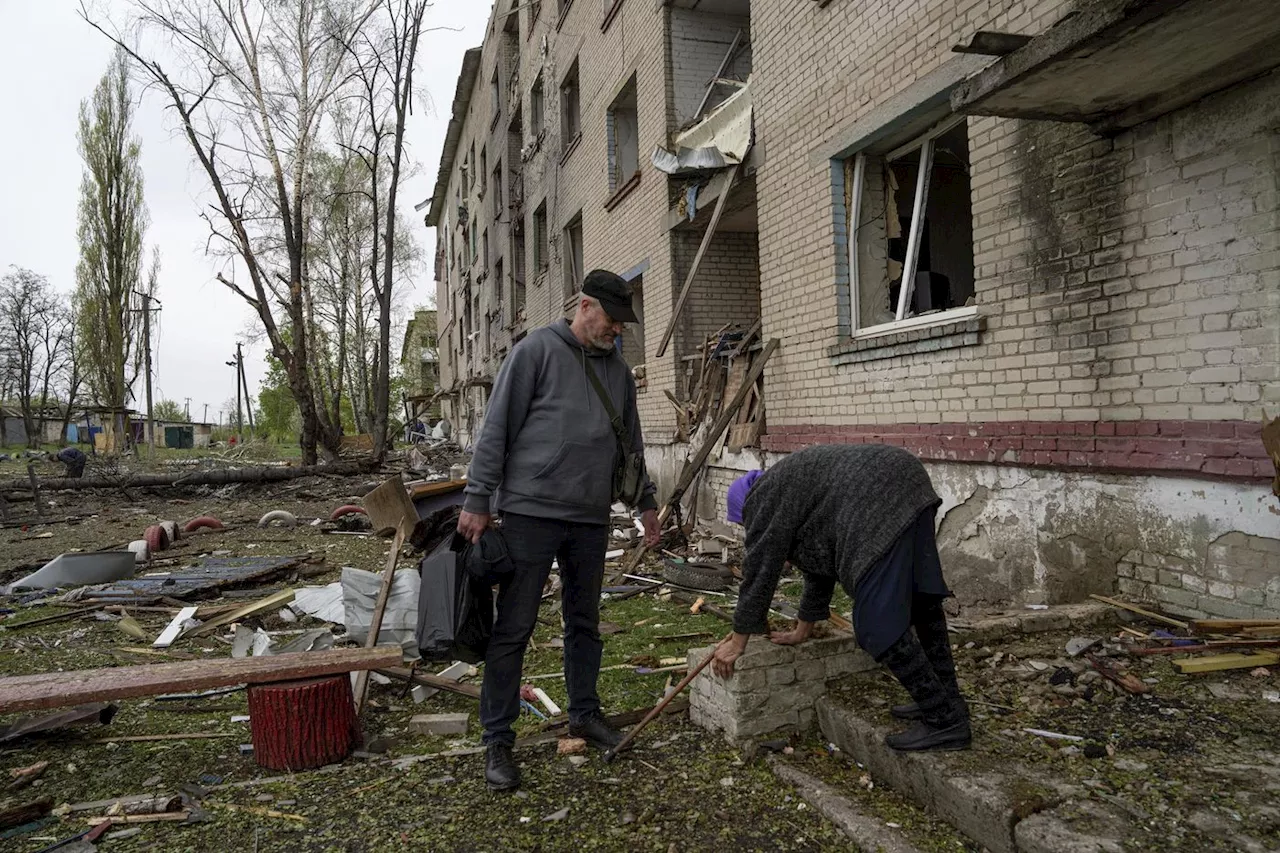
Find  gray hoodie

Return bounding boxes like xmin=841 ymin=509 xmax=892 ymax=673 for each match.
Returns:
xmin=462 ymin=319 xmax=657 ymax=524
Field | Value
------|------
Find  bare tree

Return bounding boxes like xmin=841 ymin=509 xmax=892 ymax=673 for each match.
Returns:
xmin=0 ymin=268 xmax=63 ymax=449
xmin=75 ymin=48 xmax=155 ymax=423
xmin=80 ymin=0 xmax=377 ymax=464
xmin=336 ymin=0 xmax=428 ymax=460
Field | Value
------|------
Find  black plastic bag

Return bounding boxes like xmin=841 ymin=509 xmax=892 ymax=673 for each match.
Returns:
xmin=416 ymin=534 xmax=493 ymax=665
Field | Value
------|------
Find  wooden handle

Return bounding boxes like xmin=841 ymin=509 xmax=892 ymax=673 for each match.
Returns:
xmin=605 ymin=652 xmax=715 ymax=760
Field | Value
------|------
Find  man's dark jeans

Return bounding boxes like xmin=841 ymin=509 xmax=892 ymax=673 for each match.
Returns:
xmin=480 ymin=512 xmax=608 ymax=746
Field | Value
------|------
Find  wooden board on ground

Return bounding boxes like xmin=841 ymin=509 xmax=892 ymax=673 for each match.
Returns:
xmin=363 ymin=477 xmax=417 ymax=539
xmin=152 ymin=606 xmax=198 ymax=648
xmin=406 ymin=479 xmax=467 ymax=501
xmin=1172 ymin=651 xmax=1280 ymax=674
xmin=0 ymin=647 xmax=403 ymax=714
xmin=182 ymin=589 xmax=296 ymax=639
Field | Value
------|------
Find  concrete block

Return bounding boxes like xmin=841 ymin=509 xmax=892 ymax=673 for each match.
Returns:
xmin=735 ymin=641 xmax=796 ymax=670
xmin=767 ymin=666 xmax=797 ymax=686
xmin=794 ymin=659 xmax=826 ymax=682
xmin=825 ymin=650 xmax=879 ymax=679
xmin=1015 ymin=804 xmax=1129 ymax=853
xmin=409 ymin=713 xmax=469 ymax=736
xmin=1019 ymin=611 xmax=1072 ymax=633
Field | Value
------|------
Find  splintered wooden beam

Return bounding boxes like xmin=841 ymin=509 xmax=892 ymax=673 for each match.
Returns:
xmin=1189 ymin=619 xmax=1280 ymax=634
xmin=182 ymin=590 xmax=297 ymax=639
xmin=1088 ymin=594 xmax=1189 ymax=630
xmin=1172 ymin=651 xmax=1280 ymax=674
xmin=654 ymin=163 xmax=742 ymax=359
xmin=0 ymin=647 xmax=403 ymax=715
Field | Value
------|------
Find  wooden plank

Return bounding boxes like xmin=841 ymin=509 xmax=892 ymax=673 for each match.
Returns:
xmin=362 ymin=477 xmax=417 ymax=539
xmin=1172 ymin=651 xmax=1280 ymax=674
xmin=406 ymin=479 xmax=467 ymax=500
xmin=1088 ymin=594 xmax=1189 ymax=630
xmin=1189 ymin=619 xmax=1280 ymax=634
xmin=654 ymin=163 xmax=742 ymax=359
xmin=0 ymin=647 xmax=403 ymax=714
xmin=152 ymin=607 xmax=198 ymax=648
xmin=183 ymin=590 xmax=297 ymax=639
xmin=378 ymin=666 xmax=482 ymax=700
xmin=622 ymin=339 xmax=779 ymax=573
xmin=354 ymin=530 xmax=406 ymax=714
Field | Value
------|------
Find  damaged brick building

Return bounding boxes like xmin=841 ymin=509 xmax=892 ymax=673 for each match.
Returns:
xmin=424 ymin=0 xmax=1280 ymax=620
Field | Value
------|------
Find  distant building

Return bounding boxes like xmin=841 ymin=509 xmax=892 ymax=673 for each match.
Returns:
xmin=400 ymin=309 xmax=441 ymax=427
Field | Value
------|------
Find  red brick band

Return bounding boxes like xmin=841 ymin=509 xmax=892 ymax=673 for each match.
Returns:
xmin=761 ymin=421 xmax=1272 ymax=481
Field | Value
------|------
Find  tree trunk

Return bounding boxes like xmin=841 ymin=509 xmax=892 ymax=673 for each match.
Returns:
xmin=0 ymin=460 xmax=374 ymax=492
xmin=246 ymin=675 xmax=359 ymax=770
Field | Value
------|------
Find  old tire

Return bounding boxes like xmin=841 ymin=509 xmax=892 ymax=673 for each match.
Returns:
xmin=183 ymin=516 xmax=225 ymax=533
xmin=258 ymin=510 xmax=298 ymax=529
xmin=329 ymin=504 xmax=366 ymax=522
xmin=159 ymin=520 xmax=180 ymax=543
xmin=662 ymin=559 xmax=732 ymax=592
xmin=127 ymin=540 xmax=150 ymax=563
xmin=143 ymin=524 xmax=170 ymax=553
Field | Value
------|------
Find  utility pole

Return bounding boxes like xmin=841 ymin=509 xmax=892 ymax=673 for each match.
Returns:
xmin=237 ymin=345 xmax=256 ymax=434
xmin=131 ymin=292 xmax=161 ymax=457
xmin=183 ymin=397 xmax=191 ymax=420
xmin=202 ymin=402 xmax=208 ymax=423
xmin=227 ymin=347 xmax=243 ymax=442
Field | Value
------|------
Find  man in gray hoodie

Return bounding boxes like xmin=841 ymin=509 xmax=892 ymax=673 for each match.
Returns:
xmin=458 ymin=269 xmax=660 ymax=791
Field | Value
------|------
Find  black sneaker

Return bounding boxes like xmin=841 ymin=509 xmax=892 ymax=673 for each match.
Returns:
xmin=884 ymin=719 xmax=972 ymax=752
xmin=568 ymin=712 xmax=624 ymax=750
xmin=485 ymin=743 xmax=520 ymax=791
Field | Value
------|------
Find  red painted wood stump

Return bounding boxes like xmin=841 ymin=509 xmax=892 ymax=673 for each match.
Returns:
xmin=246 ymin=675 xmax=360 ymax=770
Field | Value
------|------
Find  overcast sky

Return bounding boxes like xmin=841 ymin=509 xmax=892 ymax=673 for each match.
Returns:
xmin=0 ymin=1 xmax=490 ymax=425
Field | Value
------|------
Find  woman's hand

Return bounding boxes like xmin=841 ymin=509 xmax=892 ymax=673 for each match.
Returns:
xmin=769 ymin=619 xmax=814 ymax=646
xmin=712 ymin=632 xmax=750 ymax=679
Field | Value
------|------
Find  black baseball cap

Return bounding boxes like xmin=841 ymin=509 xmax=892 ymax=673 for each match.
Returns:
xmin=582 ymin=269 xmax=639 ymax=323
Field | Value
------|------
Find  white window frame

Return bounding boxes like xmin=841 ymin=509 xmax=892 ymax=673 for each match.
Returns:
xmin=845 ymin=114 xmax=976 ymax=339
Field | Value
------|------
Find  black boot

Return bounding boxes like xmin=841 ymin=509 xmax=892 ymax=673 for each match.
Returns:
xmin=568 ymin=711 xmax=624 ymax=750
xmin=877 ymin=633 xmax=971 ymax=752
xmin=891 ymin=598 xmax=967 ymax=723
xmin=485 ymin=743 xmax=520 ymax=791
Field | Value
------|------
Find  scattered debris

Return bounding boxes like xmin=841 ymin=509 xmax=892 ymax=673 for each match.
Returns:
xmin=3 ymin=551 xmax=136 ymax=594
xmin=0 ymin=703 xmax=119 ymax=743
xmin=409 ymin=713 xmax=470 ymax=736
xmin=1065 ymin=636 xmax=1100 ymax=657
xmin=1023 ymin=728 xmax=1085 ymax=743
xmin=557 ymin=737 xmax=587 ymax=756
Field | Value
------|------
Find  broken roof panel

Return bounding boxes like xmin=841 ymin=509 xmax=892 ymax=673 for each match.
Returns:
xmin=89 ymin=554 xmax=306 ymax=601
xmin=653 ymin=78 xmax=753 ymax=175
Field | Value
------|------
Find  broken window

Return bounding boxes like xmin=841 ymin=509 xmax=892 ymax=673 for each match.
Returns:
xmin=620 ymin=274 xmax=645 ymax=368
xmin=607 ymin=76 xmax=639 ymax=194
xmin=494 ymin=257 xmax=504 ymax=324
xmin=531 ymin=73 xmax=545 ymax=132
xmin=492 ymin=67 xmax=501 ymax=119
xmin=560 ymin=59 xmax=581 ymax=152
xmin=468 ymin=141 xmax=476 ymax=191
xmin=843 ymin=117 xmax=974 ymax=331
xmin=492 ymin=157 xmax=503 ymax=219
xmin=532 ymin=201 xmax=548 ymax=272
xmin=482 ymin=229 xmax=489 ymax=271
xmin=530 ymin=0 xmax=542 ymax=28
xmin=479 ymin=146 xmax=487 ymax=196
xmin=513 ymin=226 xmax=527 ymax=317
xmin=563 ymin=212 xmax=583 ymax=299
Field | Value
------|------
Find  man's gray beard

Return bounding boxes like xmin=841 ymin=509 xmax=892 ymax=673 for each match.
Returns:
xmin=588 ymin=337 xmax=615 ymax=353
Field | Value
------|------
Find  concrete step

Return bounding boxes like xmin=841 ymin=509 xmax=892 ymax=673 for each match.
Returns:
xmin=815 ymin=697 xmax=1135 ymax=853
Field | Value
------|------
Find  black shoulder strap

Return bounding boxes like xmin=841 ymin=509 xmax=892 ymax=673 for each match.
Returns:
xmin=584 ymin=362 xmax=632 ymax=451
